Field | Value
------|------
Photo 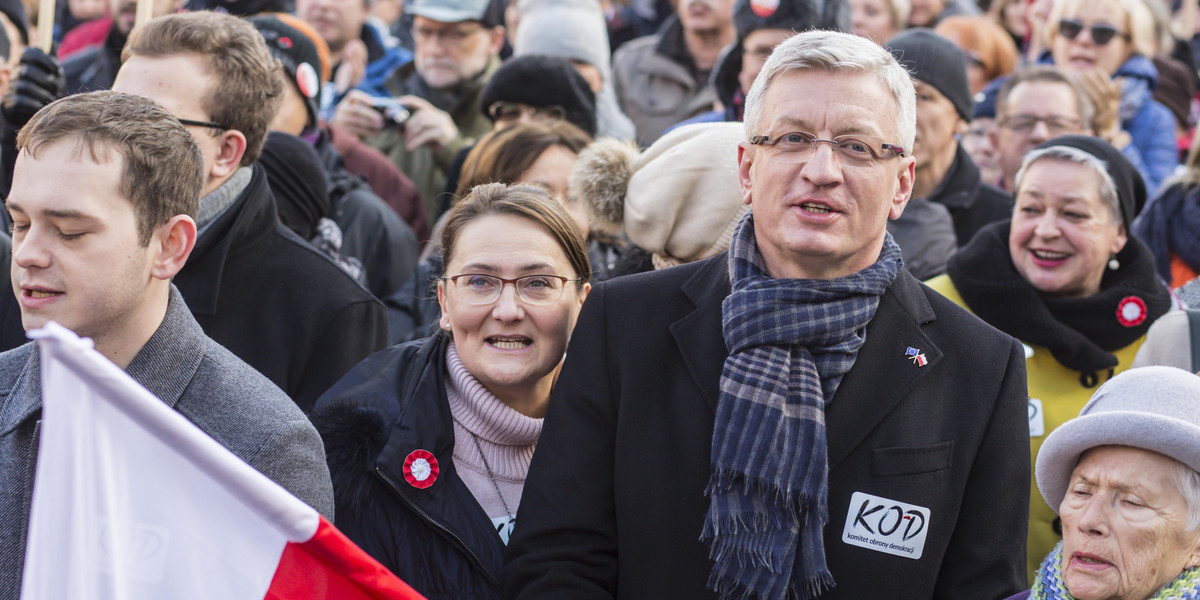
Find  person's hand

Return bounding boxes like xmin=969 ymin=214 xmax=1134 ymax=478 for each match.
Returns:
xmin=1076 ymin=68 xmax=1127 ymax=146
xmin=333 ymin=39 xmax=368 ymax=95
xmin=397 ymin=95 xmax=457 ymax=152
xmin=2 ymin=47 xmax=63 ymax=130
xmin=330 ymin=89 xmax=385 ymax=140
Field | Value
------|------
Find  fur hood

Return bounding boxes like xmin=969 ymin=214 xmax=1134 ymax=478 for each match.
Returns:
xmin=570 ymin=137 xmax=640 ymax=238
xmin=313 ymin=401 xmax=393 ymax=513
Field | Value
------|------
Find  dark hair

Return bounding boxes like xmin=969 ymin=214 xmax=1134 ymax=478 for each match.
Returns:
xmin=17 ymin=91 xmax=205 ymax=245
xmin=456 ymin=120 xmax=592 ymax=200
xmin=442 ymin=182 xmax=591 ymax=284
xmin=123 ymin=11 xmax=285 ymax=166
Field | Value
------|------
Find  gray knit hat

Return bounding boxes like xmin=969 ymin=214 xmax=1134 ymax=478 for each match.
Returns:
xmin=886 ymin=28 xmax=972 ymax=121
xmin=1036 ymin=366 xmax=1200 ymax=515
xmin=515 ymin=0 xmax=611 ymax=82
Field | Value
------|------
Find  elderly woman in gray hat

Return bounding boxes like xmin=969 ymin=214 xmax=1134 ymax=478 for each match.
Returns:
xmin=1006 ymin=366 xmax=1200 ymax=600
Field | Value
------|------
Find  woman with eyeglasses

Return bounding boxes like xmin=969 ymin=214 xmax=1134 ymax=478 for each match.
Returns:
xmin=927 ymin=135 xmax=1172 ymax=582
xmin=312 ymin=183 xmax=591 ymax=599
xmin=1045 ymin=0 xmax=1178 ymax=194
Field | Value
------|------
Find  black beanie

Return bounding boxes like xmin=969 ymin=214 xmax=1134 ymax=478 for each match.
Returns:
xmin=260 ymin=132 xmax=330 ymax=240
xmin=886 ymin=29 xmax=972 ymax=122
xmin=1034 ymin=135 xmax=1146 ymax=228
xmin=0 ymin=0 xmax=27 ymax=47
xmin=251 ymin=15 xmax=323 ymax=131
xmin=479 ymin=55 xmax=597 ymax=137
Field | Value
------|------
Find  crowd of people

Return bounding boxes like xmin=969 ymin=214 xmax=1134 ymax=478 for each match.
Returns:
xmin=4 ymin=0 xmax=1200 ymax=598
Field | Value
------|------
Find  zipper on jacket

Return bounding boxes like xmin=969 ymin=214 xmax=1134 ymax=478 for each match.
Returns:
xmin=374 ymin=465 xmax=503 ymax=589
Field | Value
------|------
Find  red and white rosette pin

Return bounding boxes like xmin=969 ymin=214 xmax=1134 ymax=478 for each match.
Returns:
xmin=750 ymin=0 xmax=780 ymax=17
xmin=403 ymin=449 xmax=439 ymax=489
xmin=1116 ymin=296 xmax=1147 ymax=328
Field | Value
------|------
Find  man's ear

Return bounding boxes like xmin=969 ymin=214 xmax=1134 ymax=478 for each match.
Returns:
xmin=889 ymin=156 xmax=915 ymax=221
xmin=737 ymin=141 xmax=755 ymax=206
xmin=488 ymin=26 xmax=506 ymax=56
xmin=210 ymin=130 xmax=247 ymax=181
xmin=150 ymin=215 xmax=197 ymax=281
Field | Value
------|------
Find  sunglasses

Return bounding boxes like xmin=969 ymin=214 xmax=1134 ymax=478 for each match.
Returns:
xmin=1058 ymin=18 xmax=1128 ymax=46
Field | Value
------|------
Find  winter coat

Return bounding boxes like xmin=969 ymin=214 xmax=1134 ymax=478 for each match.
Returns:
xmin=1116 ymin=55 xmax=1178 ymax=196
xmin=926 ymin=275 xmax=1146 ymax=581
xmin=504 ymin=255 xmax=1030 ymax=600
xmin=0 ymin=286 xmax=335 ymax=596
xmin=611 ymin=15 xmax=718 ymax=146
xmin=314 ymin=334 xmax=504 ymax=600
xmin=928 ymin=144 xmax=1013 ymax=246
xmin=174 ymin=163 xmax=389 ymax=412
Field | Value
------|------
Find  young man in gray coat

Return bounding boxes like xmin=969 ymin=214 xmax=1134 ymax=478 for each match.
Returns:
xmin=0 ymin=91 xmax=334 ymax=594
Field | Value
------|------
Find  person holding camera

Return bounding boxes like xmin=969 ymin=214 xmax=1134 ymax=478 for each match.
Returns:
xmin=331 ymin=0 xmax=505 ymax=218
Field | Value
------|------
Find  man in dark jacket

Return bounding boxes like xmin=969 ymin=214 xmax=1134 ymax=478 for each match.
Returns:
xmin=885 ymin=29 xmax=1012 ymax=250
xmin=61 ymin=0 xmax=182 ymax=94
xmin=505 ymin=30 xmax=1028 ymax=600
xmin=112 ymin=11 xmax=388 ymax=412
xmin=0 ymin=91 xmax=334 ymax=593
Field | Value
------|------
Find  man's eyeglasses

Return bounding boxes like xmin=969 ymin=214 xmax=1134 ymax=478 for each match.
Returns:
xmin=749 ymin=131 xmax=905 ymax=166
xmin=999 ymin=114 xmax=1083 ymax=134
xmin=1058 ymin=18 xmax=1128 ymax=46
xmin=442 ymin=274 xmax=581 ymax=306
xmin=487 ymin=102 xmax=567 ymax=123
xmin=414 ymin=24 xmax=484 ymax=45
xmin=177 ymin=117 xmax=228 ymax=132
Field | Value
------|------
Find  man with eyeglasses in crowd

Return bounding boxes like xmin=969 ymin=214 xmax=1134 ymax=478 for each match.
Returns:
xmin=505 ymin=29 xmax=1028 ymax=600
xmin=990 ymin=66 xmax=1093 ymax=193
xmin=331 ymin=0 xmax=504 ymax=216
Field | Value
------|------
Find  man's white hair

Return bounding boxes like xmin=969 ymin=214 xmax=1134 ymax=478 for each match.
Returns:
xmin=742 ymin=29 xmax=916 ymax=153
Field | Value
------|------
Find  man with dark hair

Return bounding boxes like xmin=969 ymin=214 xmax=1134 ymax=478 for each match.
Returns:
xmin=990 ymin=66 xmax=1093 ymax=193
xmin=0 ymin=91 xmax=334 ymax=593
xmin=112 ymin=11 xmax=388 ymax=412
xmin=331 ymin=0 xmax=505 ymax=215
xmin=61 ymin=0 xmax=183 ymax=94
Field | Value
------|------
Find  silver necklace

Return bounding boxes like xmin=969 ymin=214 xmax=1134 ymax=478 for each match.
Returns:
xmin=468 ymin=431 xmax=514 ymax=521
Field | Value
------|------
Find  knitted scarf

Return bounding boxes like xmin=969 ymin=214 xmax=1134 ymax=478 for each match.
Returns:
xmin=1031 ymin=542 xmax=1200 ymax=599
xmin=1133 ymin=182 xmax=1200 ymax=282
xmin=946 ymin=221 xmax=1170 ymax=373
xmin=703 ymin=214 xmax=903 ymax=600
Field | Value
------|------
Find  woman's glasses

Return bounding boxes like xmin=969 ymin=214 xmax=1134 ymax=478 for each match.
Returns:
xmin=1058 ymin=18 xmax=1128 ymax=46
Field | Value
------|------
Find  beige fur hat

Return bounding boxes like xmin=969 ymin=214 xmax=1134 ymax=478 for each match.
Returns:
xmin=571 ymin=122 xmax=747 ymax=267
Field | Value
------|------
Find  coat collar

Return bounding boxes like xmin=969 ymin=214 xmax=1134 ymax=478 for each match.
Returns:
xmin=0 ymin=285 xmax=205 ymax=437
xmin=670 ymin=257 xmax=941 ymax=469
xmin=175 ymin=163 xmax=279 ymax=316
xmin=924 ymin=143 xmax=982 ymax=210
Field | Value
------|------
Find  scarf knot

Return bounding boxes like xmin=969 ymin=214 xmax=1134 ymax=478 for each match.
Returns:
xmin=703 ymin=214 xmax=902 ymax=600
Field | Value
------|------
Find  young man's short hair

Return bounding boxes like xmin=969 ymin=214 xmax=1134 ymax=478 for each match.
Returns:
xmin=17 ymin=90 xmax=205 ymax=244
xmin=123 ymin=11 xmax=286 ymax=166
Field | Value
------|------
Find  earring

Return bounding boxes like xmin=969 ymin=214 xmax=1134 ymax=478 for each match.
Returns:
xmin=440 ymin=318 xmax=451 ymax=330
xmin=1108 ymin=256 xmax=1120 ymax=271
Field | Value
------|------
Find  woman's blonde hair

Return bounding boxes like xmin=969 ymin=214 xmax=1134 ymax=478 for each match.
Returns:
xmin=1046 ymin=0 xmax=1156 ymax=58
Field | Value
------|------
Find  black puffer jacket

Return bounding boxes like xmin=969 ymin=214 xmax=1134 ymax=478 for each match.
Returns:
xmin=313 ymin=335 xmax=504 ymax=600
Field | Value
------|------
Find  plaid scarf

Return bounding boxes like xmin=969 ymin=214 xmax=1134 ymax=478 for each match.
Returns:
xmin=702 ymin=214 xmax=903 ymax=600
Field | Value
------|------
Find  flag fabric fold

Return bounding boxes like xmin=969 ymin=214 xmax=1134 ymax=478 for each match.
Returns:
xmin=21 ymin=321 xmax=424 ymax=600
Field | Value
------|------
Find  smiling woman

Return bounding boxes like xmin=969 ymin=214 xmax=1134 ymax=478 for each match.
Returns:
xmin=926 ymin=135 xmax=1173 ymax=580
xmin=311 ymin=182 xmax=591 ymax=600
xmin=1002 ymin=366 xmax=1200 ymax=600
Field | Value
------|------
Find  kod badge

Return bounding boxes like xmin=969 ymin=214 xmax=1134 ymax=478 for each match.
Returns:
xmin=841 ymin=492 xmax=931 ymax=559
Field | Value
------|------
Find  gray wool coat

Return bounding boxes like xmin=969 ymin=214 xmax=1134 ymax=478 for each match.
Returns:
xmin=0 ymin=286 xmax=334 ymax=595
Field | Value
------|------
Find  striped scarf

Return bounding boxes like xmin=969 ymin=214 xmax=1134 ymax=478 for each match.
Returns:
xmin=1032 ymin=542 xmax=1200 ymax=599
xmin=702 ymin=214 xmax=903 ymax=600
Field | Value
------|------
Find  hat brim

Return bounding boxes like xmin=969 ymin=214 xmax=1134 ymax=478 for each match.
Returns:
xmin=1036 ymin=410 xmax=1200 ymax=515
xmin=408 ymin=6 xmax=484 ymax=23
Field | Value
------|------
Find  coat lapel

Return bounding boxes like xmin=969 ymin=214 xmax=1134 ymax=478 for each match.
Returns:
xmin=671 ymin=256 xmax=730 ymax=413
xmin=825 ymin=272 xmax=941 ymax=470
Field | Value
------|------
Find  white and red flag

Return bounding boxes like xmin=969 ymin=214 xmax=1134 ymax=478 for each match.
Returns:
xmin=20 ymin=322 xmax=425 ymax=600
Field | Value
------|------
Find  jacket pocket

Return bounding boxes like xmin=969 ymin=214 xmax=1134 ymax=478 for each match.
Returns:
xmin=871 ymin=441 xmax=953 ymax=476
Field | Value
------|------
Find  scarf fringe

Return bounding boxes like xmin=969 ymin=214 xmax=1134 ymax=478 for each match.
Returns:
xmin=704 ymin=470 xmax=829 ymax=523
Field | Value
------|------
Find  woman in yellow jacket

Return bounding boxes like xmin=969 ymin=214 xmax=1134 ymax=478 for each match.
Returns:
xmin=926 ymin=136 xmax=1171 ymax=582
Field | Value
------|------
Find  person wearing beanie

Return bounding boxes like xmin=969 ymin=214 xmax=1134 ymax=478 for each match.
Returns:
xmin=887 ymin=28 xmax=1012 ymax=248
xmin=331 ymin=0 xmax=506 ymax=219
xmin=254 ymin=14 xmax=421 ymax=343
xmin=927 ymin=134 xmax=1172 ymax=580
xmin=611 ymin=0 xmax=736 ymax=145
xmin=962 ymin=76 xmax=1004 ymax=188
xmin=61 ymin=0 xmax=183 ymax=94
xmin=294 ymin=0 xmax=411 ymax=108
xmin=1003 ymin=366 xmax=1200 ymax=600
xmin=511 ymin=0 xmax=636 ymax=141
xmin=674 ymin=0 xmax=849 ymax=130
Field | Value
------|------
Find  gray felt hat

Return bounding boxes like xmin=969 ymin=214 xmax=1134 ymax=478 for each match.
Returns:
xmin=1036 ymin=366 xmax=1200 ymax=515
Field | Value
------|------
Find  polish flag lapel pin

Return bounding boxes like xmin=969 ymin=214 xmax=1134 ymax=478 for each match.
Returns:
xmin=905 ymin=347 xmax=928 ymax=367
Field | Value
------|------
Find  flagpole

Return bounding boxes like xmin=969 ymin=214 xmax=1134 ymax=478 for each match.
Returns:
xmin=135 ymin=0 xmax=152 ymax=31
xmin=36 ymin=0 xmax=53 ymax=53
